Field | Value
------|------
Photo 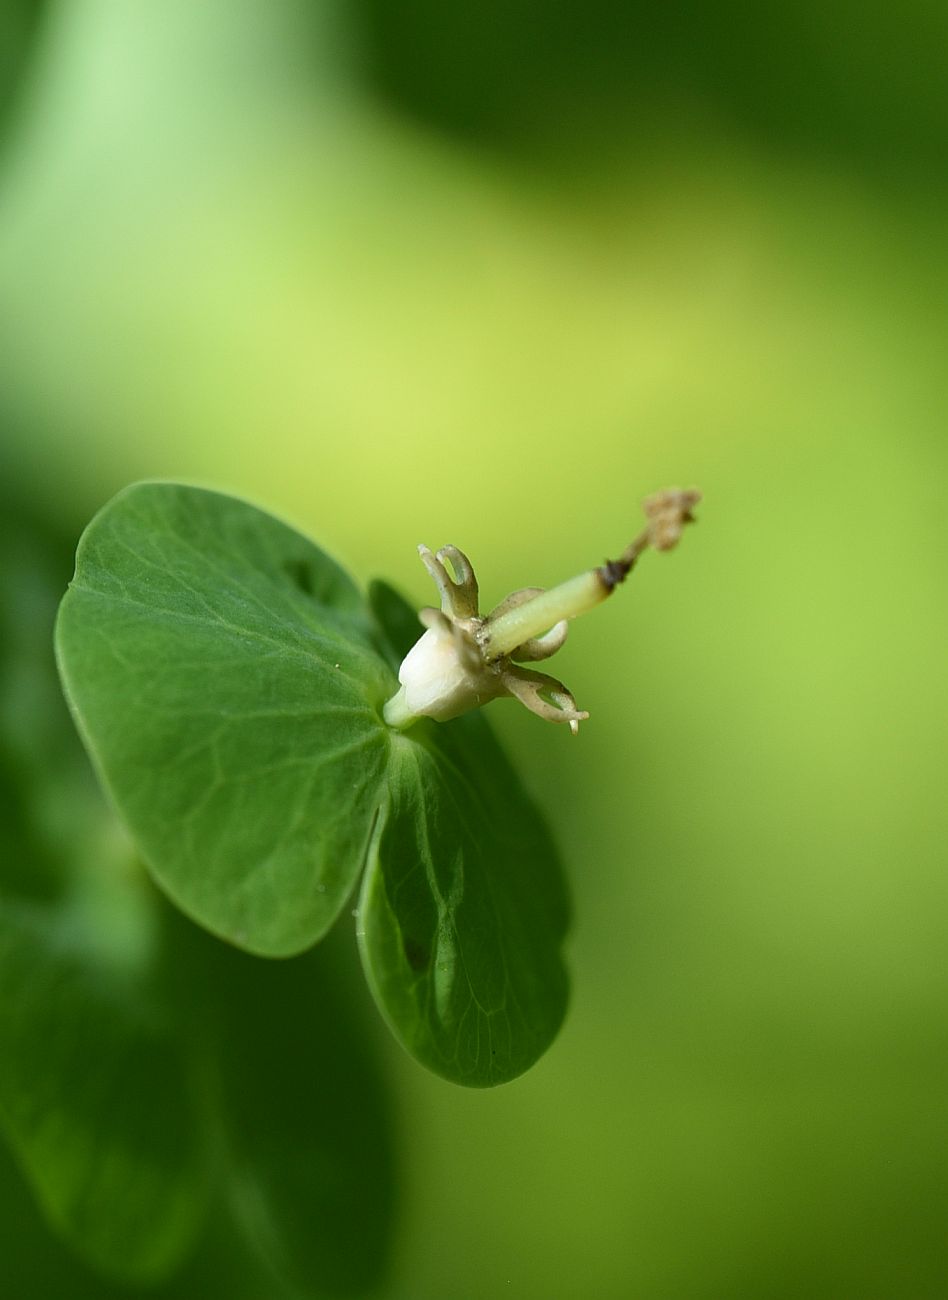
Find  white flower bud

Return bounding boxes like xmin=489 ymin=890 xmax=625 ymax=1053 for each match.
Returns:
xmin=396 ymin=620 xmax=498 ymax=723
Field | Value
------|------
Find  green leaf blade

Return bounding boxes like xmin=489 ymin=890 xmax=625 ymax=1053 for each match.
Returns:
xmin=0 ymin=502 xmax=208 ymax=1284
xmin=201 ymin=930 xmax=396 ymax=1297
xmin=55 ymin=483 xmax=395 ymax=956
xmin=358 ymin=713 xmax=571 ymax=1087
xmin=0 ymin=901 xmax=206 ymax=1285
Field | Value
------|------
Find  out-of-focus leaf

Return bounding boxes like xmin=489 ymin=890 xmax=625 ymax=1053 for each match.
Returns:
xmin=0 ymin=495 xmax=208 ymax=1284
xmin=0 ymin=898 xmax=208 ymax=1283
xmin=0 ymin=0 xmax=46 ymax=129
xmin=0 ymin=1136 xmax=135 ymax=1300
xmin=0 ymin=500 xmax=95 ymax=900
xmin=0 ymin=1133 xmax=298 ymax=1300
xmin=200 ymin=927 xmax=396 ymax=1296
xmin=357 ymin=0 xmax=948 ymax=181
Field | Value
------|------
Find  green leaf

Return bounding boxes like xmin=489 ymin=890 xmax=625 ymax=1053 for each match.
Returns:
xmin=367 ymin=576 xmax=425 ymax=665
xmin=0 ymin=501 xmax=207 ymax=1283
xmin=360 ymin=584 xmax=571 ymax=1086
xmin=0 ymin=1137 xmax=143 ymax=1300
xmin=0 ymin=498 xmax=99 ymax=901
xmin=56 ymin=488 xmax=571 ymax=1087
xmin=55 ymin=483 xmax=395 ymax=957
xmin=199 ymin=927 xmax=396 ymax=1296
xmin=0 ymin=899 xmax=207 ymax=1283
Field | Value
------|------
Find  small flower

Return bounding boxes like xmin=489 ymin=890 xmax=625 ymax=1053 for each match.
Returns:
xmin=383 ymin=487 xmax=701 ymax=735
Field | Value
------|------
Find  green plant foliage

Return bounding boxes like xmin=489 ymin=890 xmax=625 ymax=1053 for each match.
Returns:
xmin=359 ymin=722 xmax=570 ymax=1085
xmin=56 ymin=483 xmax=570 ymax=1086
xmin=364 ymin=584 xmax=570 ymax=1084
xmin=0 ymin=900 xmax=207 ymax=1283
xmin=0 ymin=508 xmax=206 ymax=1285
xmin=0 ymin=0 xmax=47 ymax=128
xmin=201 ymin=930 xmax=396 ymax=1296
xmin=0 ymin=501 xmax=397 ymax=1293
xmin=55 ymin=481 xmax=393 ymax=958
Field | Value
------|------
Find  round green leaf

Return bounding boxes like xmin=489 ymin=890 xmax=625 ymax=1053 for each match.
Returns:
xmin=55 ymin=483 xmax=395 ymax=956
xmin=360 ymin=584 xmax=571 ymax=1086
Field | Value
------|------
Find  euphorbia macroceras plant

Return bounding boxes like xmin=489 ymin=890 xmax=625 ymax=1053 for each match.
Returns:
xmin=55 ymin=483 xmax=700 ymax=1086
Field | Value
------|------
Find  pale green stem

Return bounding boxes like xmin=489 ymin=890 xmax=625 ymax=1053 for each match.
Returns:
xmin=382 ymin=685 xmax=416 ymax=730
xmin=483 ymin=514 xmax=663 ymax=661
xmin=483 ymin=571 xmax=608 ymax=661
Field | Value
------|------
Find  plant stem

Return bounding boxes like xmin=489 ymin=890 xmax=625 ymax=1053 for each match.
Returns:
xmin=483 ymin=572 xmax=608 ymax=660
xmin=482 ymin=487 xmax=700 ymax=662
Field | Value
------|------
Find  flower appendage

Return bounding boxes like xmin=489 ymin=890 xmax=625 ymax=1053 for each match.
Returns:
xmin=383 ymin=487 xmax=701 ymax=735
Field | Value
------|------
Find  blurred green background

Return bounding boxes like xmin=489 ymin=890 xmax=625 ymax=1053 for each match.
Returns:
xmin=1 ymin=1 xmax=945 ymax=1296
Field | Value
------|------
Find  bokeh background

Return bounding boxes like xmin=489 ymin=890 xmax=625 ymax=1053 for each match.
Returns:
xmin=1 ymin=1 xmax=946 ymax=1296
